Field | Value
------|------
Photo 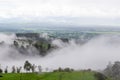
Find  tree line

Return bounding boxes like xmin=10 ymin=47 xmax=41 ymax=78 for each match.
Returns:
xmin=0 ymin=60 xmax=75 ymax=74
xmin=0 ymin=60 xmax=42 ymax=73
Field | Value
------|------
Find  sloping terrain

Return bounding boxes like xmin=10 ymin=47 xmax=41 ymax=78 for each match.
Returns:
xmin=0 ymin=71 xmax=110 ymax=80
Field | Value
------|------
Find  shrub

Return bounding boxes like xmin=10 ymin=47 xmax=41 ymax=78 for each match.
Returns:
xmin=94 ymin=72 xmax=107 ymax=80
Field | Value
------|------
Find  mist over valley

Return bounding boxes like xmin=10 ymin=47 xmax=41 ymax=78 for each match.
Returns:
xmin=0 ymin=27 xmax=120 ymax=72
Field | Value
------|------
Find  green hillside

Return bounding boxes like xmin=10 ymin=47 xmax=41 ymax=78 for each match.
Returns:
xmin=0 ymin=71 xmax=111 ymax=80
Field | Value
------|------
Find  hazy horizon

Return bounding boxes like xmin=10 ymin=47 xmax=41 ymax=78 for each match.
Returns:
xmin=0 ymin=0 xmax=120 ymax=27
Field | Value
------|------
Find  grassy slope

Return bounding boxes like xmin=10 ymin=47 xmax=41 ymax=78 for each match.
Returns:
xmin=0 ymin=71 xmax=109 ymax=80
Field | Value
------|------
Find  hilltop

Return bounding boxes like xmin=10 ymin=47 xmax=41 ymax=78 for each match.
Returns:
xmin=0 ymin=71 xmax=110 ymax=80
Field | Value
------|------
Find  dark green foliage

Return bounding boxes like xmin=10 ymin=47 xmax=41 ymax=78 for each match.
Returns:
xmin=58 ymin=67 xmax=64 ymax=72
xmin=12 ymin=33 xmax=55 ymax=56
xmin=64 ymin=68 xmax=71 ymax=72
xmin=33 ymin=41 xmax=52 ymax=56
xmin=0 ymin=68 xmax=3 ymax=73
xmin=34 ymin=42 xmax=42 ymax=49
xmin=53 ymin=67 xmax=74 ymax=72
xmin=94 ymin=72 xmax=107 ymax=80
xmin=16 ymin=67 xmax=22 ymax=73
xmin=11 ymin=66 xmax=16 ymax=73
xmin=34 ymin=42 xmax=51 ymax=51
xmin=48 ymin=44 xmax=51 ymax=50
xmin=14 ymin=41 xmax=19 ymax=47
xmin=4 ymin=69 xmax=8 ymax=73
xmin=104 ymin=61 xmax=120 ymax=80
xmin=24 ymin=60 xmax=32 ymax=72
xmin=4 ymin=66 xmax=8 ymax=73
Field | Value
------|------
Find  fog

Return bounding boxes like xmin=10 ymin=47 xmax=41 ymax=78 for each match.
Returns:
xmin=0 ymin=33 xmax=120 ymax=71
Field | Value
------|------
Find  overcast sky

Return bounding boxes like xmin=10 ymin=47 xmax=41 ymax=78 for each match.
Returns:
xmin=0 ymin=0 xmax=120 ymax=26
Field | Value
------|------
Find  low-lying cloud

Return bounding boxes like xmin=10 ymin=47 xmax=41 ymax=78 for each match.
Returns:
xmin=0 ymin=33 xmax=120 ymax=71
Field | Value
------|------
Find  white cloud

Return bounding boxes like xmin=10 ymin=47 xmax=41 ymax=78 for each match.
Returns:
xmin=0 ymin=0 xmax=120 ymax=26
xmin=0 ymin=0 xmax=119 ymax=17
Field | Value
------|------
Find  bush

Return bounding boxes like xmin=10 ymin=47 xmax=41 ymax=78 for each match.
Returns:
xmin=53 ymin=67 xmax=74 ymax=72
xmin=94 ymin=72 xmax=107 ymax=80
xmin=0 ymin=68 xmax=3 ymax=73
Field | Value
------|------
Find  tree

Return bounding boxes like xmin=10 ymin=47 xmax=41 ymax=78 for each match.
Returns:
xmin=31 ymin=64 xmax=36 ymax=73
xmin=48 ymin=44 xmax=51 ymax=50
xmin=38 ymin=65 xmax=42 ymax=73
xmin=58 ymin=67 xmax=63 ymax=72
xmin=0 ymin=64 xmax=2 ymax=73
xmin=104 ymin=62 xmax=113 ymax=77
xmin=104 ymin=61 xmax=120 ymax=80
xmin=0 ymin=68 xmax=3 ymax=73
xmin=112 ymin=61 xmax=120 ymax=75
xmin=4 ymin=66 xmax=8 ymax=73
xmin=94 ymin=72 xmax=107 ymax=80
xmin=11 ymin=66 xmax=16 ymax=73
xmin=24 ymin=60 xmax=32 ymax=72
xmin=17 ymin=67 xmax=22 ymax=73
xmin=14 ymin=41 xmax=19 ymax=47
xmin=64 ymin=68 xmax=71 ymax=72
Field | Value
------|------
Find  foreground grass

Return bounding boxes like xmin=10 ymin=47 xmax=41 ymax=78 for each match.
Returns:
xmin=0 ymin=71 xmax=110 ymax=80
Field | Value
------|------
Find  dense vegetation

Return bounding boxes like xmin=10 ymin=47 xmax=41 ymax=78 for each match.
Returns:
xmin=104 ymin=61 xmax=120 ymax=80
